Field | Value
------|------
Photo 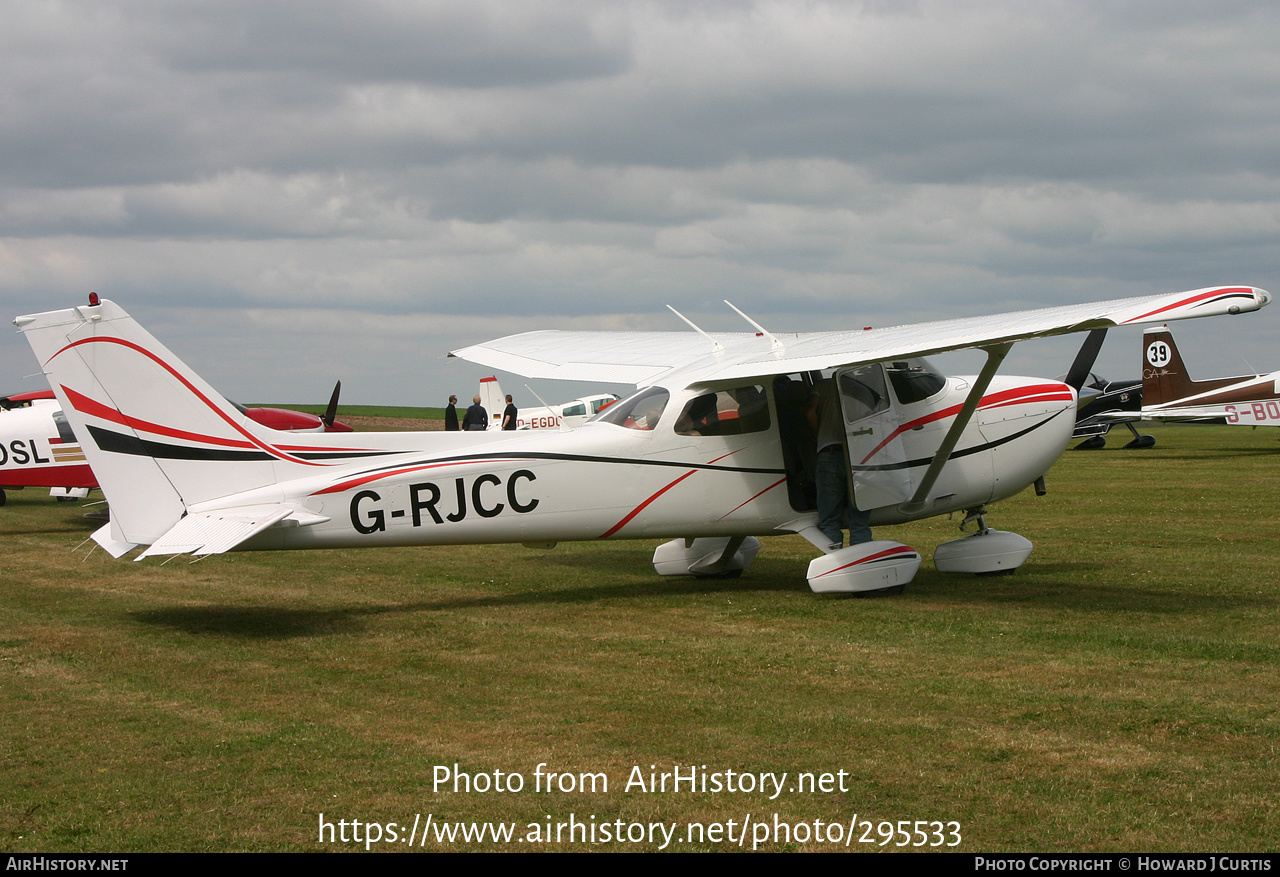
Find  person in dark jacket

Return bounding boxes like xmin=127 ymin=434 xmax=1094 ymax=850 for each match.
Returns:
xmin=444 ymin=395 xmax=459 ymax=431
xmin=463 ymin=395 xmax=488 ymax=431
xmin=502 ymin=395 xmax=518 ymax=430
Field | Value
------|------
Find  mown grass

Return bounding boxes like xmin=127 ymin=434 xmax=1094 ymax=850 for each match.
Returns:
xmin=2 ymin=423 xmax=1278 ymax=852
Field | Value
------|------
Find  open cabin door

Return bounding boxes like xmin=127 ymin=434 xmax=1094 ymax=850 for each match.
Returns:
xmin=835 ymin=363 xmax=913 ymax=510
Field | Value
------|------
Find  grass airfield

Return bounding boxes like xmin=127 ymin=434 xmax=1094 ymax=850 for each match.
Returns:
xmin=2 ymin=422 xmax=1279 ymax=852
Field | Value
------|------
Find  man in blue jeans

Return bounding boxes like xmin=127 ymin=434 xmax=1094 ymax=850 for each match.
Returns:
xmin=810 ymin=378 xmax=873 ymax=550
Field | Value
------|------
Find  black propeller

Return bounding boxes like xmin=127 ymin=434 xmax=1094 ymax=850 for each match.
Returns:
xmin=322 ymin=380 xmax=342 ymax=430
xmin=1063 ymin=328 xmax=1108 ymax=393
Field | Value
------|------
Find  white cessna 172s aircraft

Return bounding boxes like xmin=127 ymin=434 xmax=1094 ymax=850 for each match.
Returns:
xmin=14 ymin=286 xmax=1270 ymax=594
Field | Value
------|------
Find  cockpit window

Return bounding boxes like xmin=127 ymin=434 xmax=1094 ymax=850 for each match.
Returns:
xmin=884 ymin=358 xmax=947 ymax=404
xmin=590 ymin=387 xmax=670 ymax=431
xmin=674 ymin=385 xmax=770 ymax=436
xmin=838 ymin=365 xmax=890 ymax=423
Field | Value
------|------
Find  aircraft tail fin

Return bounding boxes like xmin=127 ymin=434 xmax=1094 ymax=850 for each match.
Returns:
xmin=1140 ymin=324 xmax=1251 ymax=408
xmin=15 ymin=298 xmax=297 ymax=547
xmin=1141 ymin=326 xmax=1195 ymax=408
xmin=478 ymin=375 xmax=506 ymax=430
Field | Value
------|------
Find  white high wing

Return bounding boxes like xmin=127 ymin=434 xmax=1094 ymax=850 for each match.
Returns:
xmin=15 ymin=286 xmax=1270 ymax=593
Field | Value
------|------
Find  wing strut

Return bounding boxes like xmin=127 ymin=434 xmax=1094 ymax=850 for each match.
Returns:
xmin=898 ymin=342 xmax=1013 ymax=515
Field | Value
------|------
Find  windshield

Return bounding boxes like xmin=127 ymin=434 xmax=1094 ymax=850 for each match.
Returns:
xmin=589 ymin=386 xmax=670 ymax=431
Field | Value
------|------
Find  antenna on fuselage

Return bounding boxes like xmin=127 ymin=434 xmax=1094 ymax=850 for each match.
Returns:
xmin=666 ymin=305 xmax=725 ymax=354
xmin=724 ymin=300 xmax=784 ymax=352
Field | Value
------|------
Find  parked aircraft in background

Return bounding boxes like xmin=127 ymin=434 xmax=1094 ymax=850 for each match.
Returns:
xmin=0 ymin=384 xmax=350 ymax=506
xmin=15 ymin=286 xmax=1269 ymax=593
xmin=1139 ymin=325 xmax=1280 ymax=427
xmin=1070 ymin=375 xmax=1151 ymax=449
xmin=476 ymin=375 xmax=618 ymax=430
xmin=1060 ymin=328 xmax=1153 ymax=449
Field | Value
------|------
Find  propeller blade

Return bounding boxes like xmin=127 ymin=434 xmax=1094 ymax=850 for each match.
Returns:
xmin=323 ymin=380 xmax=342 ymax=429
xmin=1063 ymin=328 xmax=1107 ymax=392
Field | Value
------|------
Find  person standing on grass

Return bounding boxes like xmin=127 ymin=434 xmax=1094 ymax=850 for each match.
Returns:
xmin=463 ymin=395 xmax=488 ymax=431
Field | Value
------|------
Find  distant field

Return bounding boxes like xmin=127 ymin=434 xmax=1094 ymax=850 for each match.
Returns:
xmin=2 ymin=425 xmax=1278 ymax=852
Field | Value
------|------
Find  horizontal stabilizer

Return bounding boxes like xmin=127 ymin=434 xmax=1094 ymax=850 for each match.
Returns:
xmin=91 ymin=523 xmax=138 ymax=558
xmin=135 ymin=505 xmax=329 ymax=559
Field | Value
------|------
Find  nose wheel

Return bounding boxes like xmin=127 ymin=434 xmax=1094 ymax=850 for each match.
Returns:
xmin=934 ymin=506 xmax=1033 ymax=575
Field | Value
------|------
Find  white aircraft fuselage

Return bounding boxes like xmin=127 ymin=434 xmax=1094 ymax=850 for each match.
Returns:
xmin=227 ymin=373 xmax=1073 ymax=552
xmin=15 ymin=287 xmax=1268 ymax=592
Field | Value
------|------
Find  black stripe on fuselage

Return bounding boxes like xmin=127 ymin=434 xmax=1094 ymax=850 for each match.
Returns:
xmin=86 ymin=425 xmax=396 ymax=463
xmin=327 ymin=450 xmax=788 ymax=484
xmin=851 ymin=408 xmax=1069 ymax=473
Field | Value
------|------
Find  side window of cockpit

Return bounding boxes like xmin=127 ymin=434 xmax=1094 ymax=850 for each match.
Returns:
xmin=562 ymin=403 xmax=587 ymax=417
xmin=838 ymin=366 xmax=889 ymax=423
xmin=592 ymin=387 xmax=670 ymax=431
xmin=885 ymin=358 xmax=947 ymax=404
xmin=674 ymin=386 xmax=770 ymax=436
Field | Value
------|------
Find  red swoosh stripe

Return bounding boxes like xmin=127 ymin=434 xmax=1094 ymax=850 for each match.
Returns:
xmin=49 ymin=336 xmax=320 ymax=466
xmin=813 ymin=545 xmax=919 ymax=577
xmin=312 ymin=458 xmax=526 ymax=495
xmin=859 ymin=383 xmax=1072 ymax=465
xmin=1121 ymin=287 xmax=1252 ymax=324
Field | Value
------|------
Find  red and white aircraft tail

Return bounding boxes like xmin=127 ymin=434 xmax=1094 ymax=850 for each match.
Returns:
xmin=15 ymin=299 xmax=381 ymax=551
xmin=477 ymin=375 xmax=506 ymax=430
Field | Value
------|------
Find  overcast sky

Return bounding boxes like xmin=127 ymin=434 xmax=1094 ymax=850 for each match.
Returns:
xmin=3 ymin=0 xmax=1278 ymax=406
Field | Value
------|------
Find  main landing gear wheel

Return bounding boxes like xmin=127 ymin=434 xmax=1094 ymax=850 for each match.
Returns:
xmin=1121 ymin=423 xmax=1155 ymax=449
xmin=1074 ymin=435 xmax=1107 ymax=450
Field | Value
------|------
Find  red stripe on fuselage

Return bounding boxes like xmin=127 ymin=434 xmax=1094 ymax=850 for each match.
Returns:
xmin=598 ymin=450 xmax=748 ymax=538
xmin=0 ymin=463 xmax=96 ymax=489
xmin=858 ymin=383 xmax=1071 ymax=465
xmin=715 ymin=477 xmax=787 ymax=521
xmin=598 ymin=469 xmax=698 ymax=539
xmin=311 ymin=457 xmax=527 ymax=495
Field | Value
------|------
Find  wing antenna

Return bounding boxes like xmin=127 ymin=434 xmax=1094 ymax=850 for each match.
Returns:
xmin=666 ymin=305 xmax=725 ymax=354
xmin=523 ymin=383 xmax=553 ymax=409
xmin=724 ymin=300 xmax=784 ymax=352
